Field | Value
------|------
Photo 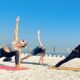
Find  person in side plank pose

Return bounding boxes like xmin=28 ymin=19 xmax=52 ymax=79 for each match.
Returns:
xmin=21 ymin=30 xmax=45 ymax=64
xmin=0 ymin=16 xmax=27 ymax=68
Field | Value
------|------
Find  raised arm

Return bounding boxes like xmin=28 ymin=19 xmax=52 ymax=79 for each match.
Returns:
xmin=14 ymin=16 xmax=19 ymax=43
xmin=38 ymin=30 xmax=43 ymax=47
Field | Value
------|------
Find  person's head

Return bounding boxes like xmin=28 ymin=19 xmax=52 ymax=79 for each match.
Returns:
xmin=19 ymin=40 xmax=27 ymax=48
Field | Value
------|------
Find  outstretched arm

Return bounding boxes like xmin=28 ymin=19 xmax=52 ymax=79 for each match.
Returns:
xmin=38 ymin=30 xmax=43 ymax=47
xmin=14 ymin=16 xmax=19 ymax=43
xmin=14 ymin=16 xmax=20 ymax=68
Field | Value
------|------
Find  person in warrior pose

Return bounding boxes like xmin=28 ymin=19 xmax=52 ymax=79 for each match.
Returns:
xmin=21 ymin=30 xmax=45 ymax=64
xmin=0 ymin=16 xmax=27 ymax=68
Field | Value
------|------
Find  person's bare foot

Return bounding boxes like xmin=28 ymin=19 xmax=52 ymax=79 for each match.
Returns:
xmin=38 ymin=62 xmax=43 ymax=65
xmin=15 ymin=64 xmax=21 ymax=68
xmin=48 ymin=66 xmax=58 ymax=69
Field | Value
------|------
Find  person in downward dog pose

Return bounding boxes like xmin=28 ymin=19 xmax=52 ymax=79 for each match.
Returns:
xmin=54 ymin=45 xmax=80 ymax=68
xmin=21 ymin=30 xmax=45 ymax=64
xmin=0 ymin=16 xmax=27 ymax=68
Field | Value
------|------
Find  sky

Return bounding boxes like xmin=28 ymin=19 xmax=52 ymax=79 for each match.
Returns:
xmin=0 ymin=0 xmax=80 ymax=53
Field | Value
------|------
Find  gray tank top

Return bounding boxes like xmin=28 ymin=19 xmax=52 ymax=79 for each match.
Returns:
xmin=6 ymin=42 xmax=18 ymax=51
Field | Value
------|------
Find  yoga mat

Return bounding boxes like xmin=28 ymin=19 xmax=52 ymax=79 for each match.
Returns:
xmin=0 ymin=65 xmax=30 ymax=71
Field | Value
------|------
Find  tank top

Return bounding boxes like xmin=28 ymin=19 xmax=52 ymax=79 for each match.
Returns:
xmin=6 ymin=42 xmax=18 ymax=51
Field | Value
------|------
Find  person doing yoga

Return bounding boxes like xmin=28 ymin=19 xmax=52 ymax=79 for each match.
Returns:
xmin=55 ymin=44 xmax=80 ymax=68
xmin=21 ymin=30 xmax=45 ymax=64
xmin=0 ymin=16 xmax=27 ymax=68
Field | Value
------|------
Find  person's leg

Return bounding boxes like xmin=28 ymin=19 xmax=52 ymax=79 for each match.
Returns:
xmin=39 ymin=53 xmax=45 ymax=64
xmin=3 ymin=57 xmax=12 ymax=62
xmin=3 ymin=51 xmax=20 ymax=66
xmin=55 ymin=50 xmax=78 ymax=67
xmin=21 ymin=54 xmax=32 ymax=61
xmin=38 ymin=48 xmax=45 ymax=64
xmin=21 ymin=47 xmax=40 ymax=61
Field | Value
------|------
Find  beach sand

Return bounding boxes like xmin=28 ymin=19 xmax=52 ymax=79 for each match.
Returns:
xmin=0 ymin=54 xmax=80 ymax=80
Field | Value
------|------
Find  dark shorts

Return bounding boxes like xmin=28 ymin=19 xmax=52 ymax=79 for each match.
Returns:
xmin=31 ymin=46 xmax=45 ymax=55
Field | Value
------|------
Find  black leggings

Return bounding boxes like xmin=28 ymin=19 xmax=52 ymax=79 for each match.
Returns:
xmin=8 ymin=51 xmax=19 ymax=65
xmin=55 ymin=50 xmax=80 ymax=67
xmin=0 ymin=48 xmax=19 ymax=65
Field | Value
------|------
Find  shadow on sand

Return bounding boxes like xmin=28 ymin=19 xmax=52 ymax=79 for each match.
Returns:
xmin=21 ymin=61 xmax=49 ymax=66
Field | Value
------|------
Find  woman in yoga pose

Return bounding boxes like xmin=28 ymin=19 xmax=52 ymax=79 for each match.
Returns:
xmin=0 ymin=16 xmax=27 ymax=68
xmin=54 ymin=45 xmax=80 ymax=68
xmin=21 ymin=30 xmax=45 ymax=64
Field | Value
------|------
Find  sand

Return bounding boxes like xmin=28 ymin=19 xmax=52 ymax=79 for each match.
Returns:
xmin=0 ymin=54 xmax=80 ymax=80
